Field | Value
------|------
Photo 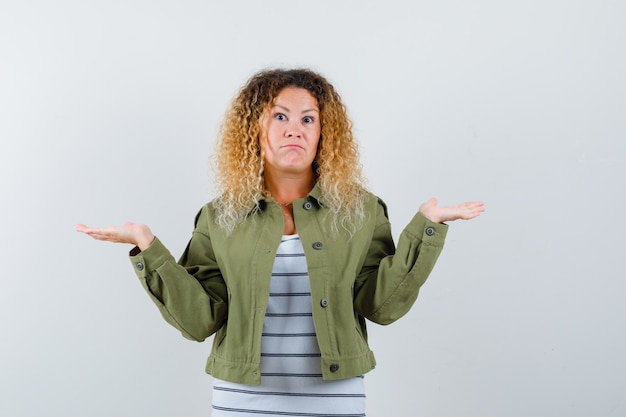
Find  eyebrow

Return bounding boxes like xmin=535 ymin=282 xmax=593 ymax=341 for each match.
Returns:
xmin=272 ymin=104 xmax=319 ymax=114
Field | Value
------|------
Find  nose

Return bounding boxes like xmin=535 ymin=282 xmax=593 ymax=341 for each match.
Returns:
xmin=286 ymin=121 xmax=302 ymax=138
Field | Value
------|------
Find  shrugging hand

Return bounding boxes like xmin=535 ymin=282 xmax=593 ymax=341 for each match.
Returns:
xmin=76 ymin=222 xmax=155 ymax=251
xmin=419 ymin=198 xmax=485 ymax=224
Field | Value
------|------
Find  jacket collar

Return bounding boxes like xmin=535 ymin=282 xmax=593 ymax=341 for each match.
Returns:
xmin=254 ymin=181 xmax=324 ymax=208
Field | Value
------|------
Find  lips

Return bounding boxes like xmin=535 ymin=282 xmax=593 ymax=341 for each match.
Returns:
xmin=281 ymin=144 xmax=304 ymax=149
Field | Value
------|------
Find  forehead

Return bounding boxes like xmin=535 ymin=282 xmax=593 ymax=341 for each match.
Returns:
xmin=271 ymin=87 xmax=319 ymax=110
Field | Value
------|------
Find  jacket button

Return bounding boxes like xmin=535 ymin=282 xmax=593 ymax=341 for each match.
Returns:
xmin=312 ymin=242 xmax=323 ymax=250
xmin=330 ymin=363 xmax=339 ymax=372
xmin=303 ymin=201 xmax=313 ymax=210
xmin=320 ymin=299 xmax=329 ymax=308
xmin=136 ymin=262 xmax=144 ymax=271
xmin=425 ymin=227 xmax=435 ymax=236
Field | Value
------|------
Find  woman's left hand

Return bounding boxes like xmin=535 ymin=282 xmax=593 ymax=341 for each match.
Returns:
xmin=419 ymin=198 xmax=485 ymax=224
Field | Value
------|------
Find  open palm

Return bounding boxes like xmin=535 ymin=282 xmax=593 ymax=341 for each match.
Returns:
xmin=419 ymin=198 xmax=485 ymax=224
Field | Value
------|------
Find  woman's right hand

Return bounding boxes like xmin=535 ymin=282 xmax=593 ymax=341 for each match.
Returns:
xmin=76 ymin=222 xmax=155 ymax=251
xmin=419 ymin=198 xmax=485 ymax=224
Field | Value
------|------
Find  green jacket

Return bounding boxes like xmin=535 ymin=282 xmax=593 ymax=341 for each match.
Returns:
xmin=129 ymin=186 xmax=447 ymax=385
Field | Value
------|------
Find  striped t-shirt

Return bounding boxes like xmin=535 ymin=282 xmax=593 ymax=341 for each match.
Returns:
xmin=211 ymin=235 xmax=366 ymax=416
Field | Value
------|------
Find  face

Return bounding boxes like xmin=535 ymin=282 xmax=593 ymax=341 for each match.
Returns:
xmin=261 ymin=87 xmax=321 ymax=176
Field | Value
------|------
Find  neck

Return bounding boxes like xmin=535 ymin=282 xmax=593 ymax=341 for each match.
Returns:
xmin=264 ymin=170 xmax=316 ymax=205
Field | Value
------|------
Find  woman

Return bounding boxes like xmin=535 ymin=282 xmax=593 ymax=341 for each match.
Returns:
xmin=77 ymin=68 xmax=484 ymax=416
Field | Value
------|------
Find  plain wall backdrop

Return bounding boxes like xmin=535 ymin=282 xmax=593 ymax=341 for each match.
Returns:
xmin=1 ymin=1 xmax=625 ymax=416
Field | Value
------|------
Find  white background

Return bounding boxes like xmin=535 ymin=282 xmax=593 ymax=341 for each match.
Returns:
xmin=1 ymin=1 xmax=625 ymax=416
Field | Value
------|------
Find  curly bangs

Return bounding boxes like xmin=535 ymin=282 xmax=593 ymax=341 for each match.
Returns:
xmin=242 ymin=68 xmax=336 ymax=113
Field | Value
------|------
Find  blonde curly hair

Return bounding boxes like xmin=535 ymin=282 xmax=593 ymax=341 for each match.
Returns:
xmin=211 ymin=68 xmax=367 ymax=235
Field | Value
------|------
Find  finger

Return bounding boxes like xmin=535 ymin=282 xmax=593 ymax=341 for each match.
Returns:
xmin=464 ymin=207 xmax=484 ymax=219
xmin=458 ymin=201 xmax=484 ymax=213
xmin=419 ymin=197 xmax=438 ymax=211
xmin=85 ymin=231 xmax=125 ymax=243
xmin=469 ymin=202 xmax=485 ymax=214
xmin=77 ymin=226 xmax=109 ymax=237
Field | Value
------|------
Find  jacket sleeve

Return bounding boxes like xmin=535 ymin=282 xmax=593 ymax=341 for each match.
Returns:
xmin=129 ymin=206 xmax=228 ymax=341
xmin=353 ymin=198 xmax=448 ymax=325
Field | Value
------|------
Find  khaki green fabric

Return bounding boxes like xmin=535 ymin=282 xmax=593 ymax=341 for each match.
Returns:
xmin=130 ymin=186 xmax=447 ymax=385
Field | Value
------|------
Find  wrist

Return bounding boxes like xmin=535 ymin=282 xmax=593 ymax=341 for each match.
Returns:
xmin=136 ymin=234 xmax=156 ymax=251
xmin=419 ymin=210 xmax=440 ymax=224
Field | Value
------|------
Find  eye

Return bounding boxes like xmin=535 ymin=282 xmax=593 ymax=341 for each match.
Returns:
xmin=303 ymin=116 xmax=314 ymax=124
xmin=274 ymin=113 xmax=287 ymax=121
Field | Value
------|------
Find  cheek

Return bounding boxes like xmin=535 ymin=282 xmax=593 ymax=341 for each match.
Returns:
xmin=260 ymin=122 xmax=274 ymax=148
xmin=312 ymin=128 xmax=321 ymax=148
xmin=263 ymin=122 xmax=279 ymax=145
xmin=259 ymin=116 xmax=272 ymax=147
xmin=260 ymin=136 xmax=272 ymax=157
xmin=258 ymin=131 xmax=269 ymax=157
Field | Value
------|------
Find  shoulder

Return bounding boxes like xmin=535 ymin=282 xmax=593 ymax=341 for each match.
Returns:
xmin=189 ymin=201 xmax=220 ymax=233
xmin=194 ymin=198 xmax=266 ymax=237
xmin=363 ymin=191 xmax=389 ymax=216
xmin=360 ymin=191 xmax=391 ymax=230
xmin=196 ymin=200 xmax=217 ymax=218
